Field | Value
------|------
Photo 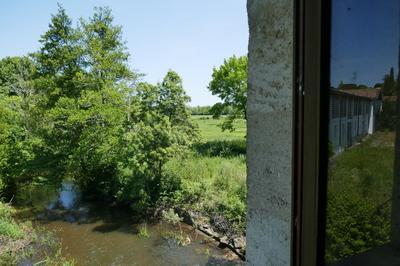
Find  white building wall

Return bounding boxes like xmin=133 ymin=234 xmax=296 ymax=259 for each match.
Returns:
xmin=368 ymin=101 xmax=374 ymax=134
xmin=329 ymin=93 xmax=377 ymax=155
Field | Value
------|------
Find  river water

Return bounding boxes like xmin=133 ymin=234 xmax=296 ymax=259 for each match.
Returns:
xmin=16 ymin=181 xmax=242 ymax=266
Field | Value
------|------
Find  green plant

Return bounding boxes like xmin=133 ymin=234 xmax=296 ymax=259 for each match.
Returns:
xmin=138 ymin=224 xmax=150 ymax=239
xmin=325 ymin=132 xmax=394 ymax=263
xmin=160 ymin=156 xmax=247 ymax=235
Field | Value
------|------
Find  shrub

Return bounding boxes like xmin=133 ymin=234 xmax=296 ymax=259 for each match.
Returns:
xmin=325 ymin=132 xmax=394 ymax=262
xmin=160 ymin=156 xmax=246 ymax=235
xmin=325 ymin=193 xmax=390 ymax=262
xmin=193 ymin=139 xmax=246 ymax=157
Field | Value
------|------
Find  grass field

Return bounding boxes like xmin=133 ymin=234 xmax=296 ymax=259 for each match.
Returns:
xmin=158 ymin=115 xmax=247 ymax=237
xmin=191 ymin=115 xmax=246 ymax=141
xmin=325 ymin=131 xmax=395 ymax=262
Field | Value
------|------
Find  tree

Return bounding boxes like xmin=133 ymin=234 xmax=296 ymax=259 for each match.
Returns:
xmin=208 ymin=55 xmax=247 ymax=131
xmin=80 ymin=7 xmax=135 ymax=90
xmin=0 ymin=57 xmax=41 ymax=199
xmin=127 ymin=74 xmax=198 ymax=203
xmin=34 ymin=4 xmax=84 ymax=104
xmin=0 ymin=57 xmax=36 ymax=97
xmin=0 ymin=6 xmax=198 ymax=211
xmin=383 ymin=67 xmax=396 ymax=96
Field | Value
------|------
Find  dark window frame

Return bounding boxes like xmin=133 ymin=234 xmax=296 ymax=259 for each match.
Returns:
xmin=293 ymin=0 xmax=331 ymax=265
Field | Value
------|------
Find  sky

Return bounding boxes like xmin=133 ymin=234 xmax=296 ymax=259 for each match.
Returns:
xmin=0 ymin=1 xmax=249 ymax=106
xmin=331 ymin=0 xmax=400 ymax=87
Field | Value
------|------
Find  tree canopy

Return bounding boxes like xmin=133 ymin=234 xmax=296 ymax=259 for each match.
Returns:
xmin=0 ymin=6 xmax=198 ymax=208
xmin=208 ymin=55 xmax=247 ymax=131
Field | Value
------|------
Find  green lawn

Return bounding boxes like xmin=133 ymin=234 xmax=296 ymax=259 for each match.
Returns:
xmin=191 ymin=115 xmax=246 ymax=141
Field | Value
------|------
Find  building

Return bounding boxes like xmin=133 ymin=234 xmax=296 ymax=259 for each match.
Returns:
xmin=329 ymin=87 xmax=382 ymax=154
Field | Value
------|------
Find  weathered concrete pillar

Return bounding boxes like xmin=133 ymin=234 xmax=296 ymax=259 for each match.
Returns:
xmin=246 ymin=0 xmax=294 ymax=265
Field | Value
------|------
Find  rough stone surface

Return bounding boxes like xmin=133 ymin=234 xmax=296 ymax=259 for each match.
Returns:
xmin=246 ymin=0 xmax=294 ymax=265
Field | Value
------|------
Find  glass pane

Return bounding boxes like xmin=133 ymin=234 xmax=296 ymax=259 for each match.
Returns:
xmin=326 ymin=0 xmax=400 ymax=265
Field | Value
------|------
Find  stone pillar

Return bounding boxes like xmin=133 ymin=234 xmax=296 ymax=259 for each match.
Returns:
xmin=246 ymin=0 xmax=294 ymax=265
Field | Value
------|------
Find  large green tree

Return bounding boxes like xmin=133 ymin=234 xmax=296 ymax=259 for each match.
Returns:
xmin=80 ymin=7 xmax=135 ymax=90
xmin=208 ymin=55 xmax=247 ymax=131
xmin=34 ymin=5 xmax=84 ymax=104
xmin=0 ymin=6 xmax=198 ymax=210
xmin=0 ymin=56 xmax=43 ymax=198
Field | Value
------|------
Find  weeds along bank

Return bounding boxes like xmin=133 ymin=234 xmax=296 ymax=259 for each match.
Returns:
xmin=162 ymin=155 xmax=246 ymax=233
xmin=0 ymin=202 xmax=73 ymax=265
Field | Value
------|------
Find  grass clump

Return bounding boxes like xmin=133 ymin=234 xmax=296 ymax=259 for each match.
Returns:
xmin=0 ymin=202 xmax=73 ymax=265
xmin=0 ymin=203 xmax=24 ymax=239
xmin=138 ymin=224 xmax=150 ymax=239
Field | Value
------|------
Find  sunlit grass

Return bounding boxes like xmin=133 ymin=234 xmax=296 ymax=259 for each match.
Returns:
xmin=191 ymin=115 xmax=246 ymax=141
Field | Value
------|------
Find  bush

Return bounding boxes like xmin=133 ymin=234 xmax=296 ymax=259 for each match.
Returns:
xmin=325 ymin=193 xmax=390 ymax=262
xmin=193 ymin=139 xmax=246 ymax=157
xmin=160 ymin=156 xmax=246 ymax=235
xmin=325 ymin=132 xmax=394 ymax=263
xmin=376 ymin=101 xmax=397 ymax=131
xmin=0 ymin=202 xmax=23 ymax=239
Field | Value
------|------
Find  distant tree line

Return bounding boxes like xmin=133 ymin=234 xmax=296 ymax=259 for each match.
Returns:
xmin=187 ymin=105 xmax=212 ymax=115
xmin=187 ymin=105 xmax=235 ymax=116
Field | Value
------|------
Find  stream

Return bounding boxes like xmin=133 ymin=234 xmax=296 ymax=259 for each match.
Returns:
xmin=16 ymin=181 xmax=242 ymax=266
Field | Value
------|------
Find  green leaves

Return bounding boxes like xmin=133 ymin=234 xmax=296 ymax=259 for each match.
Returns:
xmin=208 ymin=55 xmax=247 ymax=131
xmin=0 ymin=5 xmax=198 ymax=212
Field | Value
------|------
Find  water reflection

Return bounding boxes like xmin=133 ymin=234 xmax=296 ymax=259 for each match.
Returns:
xmin=47 ymin=181 xmax=80 ymax=210
xmin=16 ymin=181 xmax=242 ymax=266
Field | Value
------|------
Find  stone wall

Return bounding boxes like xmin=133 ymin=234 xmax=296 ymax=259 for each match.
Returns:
xmin=246 ymin=0 xmax=294 ymax=265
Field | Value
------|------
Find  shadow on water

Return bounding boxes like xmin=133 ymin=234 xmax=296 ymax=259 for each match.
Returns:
xmin=15 ymin=181 xmax=243 ymax=266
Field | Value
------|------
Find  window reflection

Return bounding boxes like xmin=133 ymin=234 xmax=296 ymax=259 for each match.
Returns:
xmin=326 ymin=0 xmax=400 ymax=264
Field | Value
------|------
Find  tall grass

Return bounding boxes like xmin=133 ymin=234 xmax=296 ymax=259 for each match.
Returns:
xmin=0 ymin=202 xmax=74 ymax=265
xmin=161 ymin=156 xmax=247 ymax=234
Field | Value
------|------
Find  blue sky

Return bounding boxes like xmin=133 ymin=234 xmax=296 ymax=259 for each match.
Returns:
xmin=331 ymin=0 xmax=399 ymax=87
xmin=0 ymin=1 xmax=248 ymax=106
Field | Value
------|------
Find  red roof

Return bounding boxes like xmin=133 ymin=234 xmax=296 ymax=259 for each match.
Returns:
xmin=331 ymin=87 xmax=381 ymax=100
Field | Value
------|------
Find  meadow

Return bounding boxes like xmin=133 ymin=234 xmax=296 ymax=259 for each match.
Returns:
xmin=191 ymin=115 xmax=246 ymax=141
xmin=161 ymin=116 xmax=247 ymax=236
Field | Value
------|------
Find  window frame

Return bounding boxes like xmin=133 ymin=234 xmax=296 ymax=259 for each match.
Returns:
xmin=293 ymin=0 xmax=331 ymax=265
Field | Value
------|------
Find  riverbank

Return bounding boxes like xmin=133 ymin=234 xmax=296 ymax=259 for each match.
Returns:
xmin=160 ymin=155 xmax=247 ymax=258
xmin=0 ymin=202 xmax=73 ymax=265
xmin=12 ymin=181 xmax=244 ymax=265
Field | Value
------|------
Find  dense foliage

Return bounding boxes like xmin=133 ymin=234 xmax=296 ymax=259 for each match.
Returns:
xmin=376 ymin=68 xmax=398 ymax=130
xmin=161 ymin=156 xmax=246 ymax=235
xmin=325 ymin=132 xmax=394 ymax=262
xmin=0 ymin=6 xmax=198 ymax=211
xmin=208 ymin=55 xmax=247 ymax=131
